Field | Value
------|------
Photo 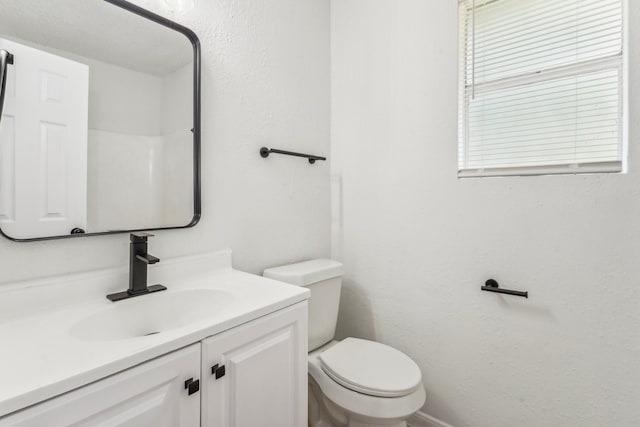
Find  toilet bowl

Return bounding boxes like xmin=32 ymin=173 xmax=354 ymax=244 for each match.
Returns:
xmin=263 ymin=259 xmax=426 ymax=427
xmin=308 ymin=340 xmax=426 ymax=427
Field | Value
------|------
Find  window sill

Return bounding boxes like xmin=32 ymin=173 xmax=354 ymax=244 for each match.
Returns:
xmin=458 ymin=161 xmax=623 ymax=178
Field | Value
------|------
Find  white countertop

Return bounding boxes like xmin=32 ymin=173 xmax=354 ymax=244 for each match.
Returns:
xmin=0 ymin=250 xmax=309 ymax=418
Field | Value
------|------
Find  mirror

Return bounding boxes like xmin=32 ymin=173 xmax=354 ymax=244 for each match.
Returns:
xmin=0 ymin=0 xmax=201 ymax=241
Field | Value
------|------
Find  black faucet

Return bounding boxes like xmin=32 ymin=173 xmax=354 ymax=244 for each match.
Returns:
xmin=107 ymin=233 xmax=167 ymax=302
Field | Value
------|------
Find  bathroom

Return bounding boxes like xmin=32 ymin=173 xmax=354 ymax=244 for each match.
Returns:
xmin=0 ymin=0 xmax=637 ymax=426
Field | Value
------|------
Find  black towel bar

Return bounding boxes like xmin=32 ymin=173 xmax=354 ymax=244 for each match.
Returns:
xmin=260 ymin=147 xmax=326 ymax=164
xmin=481 ymin=279 xmax=528 ymax=298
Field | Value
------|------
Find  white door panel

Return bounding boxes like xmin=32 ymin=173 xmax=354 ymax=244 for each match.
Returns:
xmin=0 ymin=38 xmax=88 ymax=238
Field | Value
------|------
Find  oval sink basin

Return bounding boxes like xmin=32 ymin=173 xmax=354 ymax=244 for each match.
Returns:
xmin=71 ymin=289 xmax=233 ymax=341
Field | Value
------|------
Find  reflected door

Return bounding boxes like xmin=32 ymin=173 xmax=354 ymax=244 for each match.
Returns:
xmin=0 ymin=38 xmax=88 ymax=237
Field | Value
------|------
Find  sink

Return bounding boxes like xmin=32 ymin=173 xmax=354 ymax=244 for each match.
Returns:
xmin=70 ymin=289 xmax=233 ymax=341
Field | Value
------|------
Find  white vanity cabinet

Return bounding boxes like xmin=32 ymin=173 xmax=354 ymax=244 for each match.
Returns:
xmin=1 ymin=344 xmax=201 ymax=427
xmin=201 ymin=303 xmax=308 ymax=427
xmin=0 ymin=302 xmax=308 ymax=427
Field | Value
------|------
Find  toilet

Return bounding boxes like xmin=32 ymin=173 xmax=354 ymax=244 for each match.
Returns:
xmin=263 ymin=259 xmax=426 ymax=427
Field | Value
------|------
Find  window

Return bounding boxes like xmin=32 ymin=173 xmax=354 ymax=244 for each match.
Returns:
xmin=458 ymin=0 xmax=625 ymax=177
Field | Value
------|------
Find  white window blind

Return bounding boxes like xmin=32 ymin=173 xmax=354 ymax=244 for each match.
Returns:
xmin=458 ymin=0 xmax=625 ymax=177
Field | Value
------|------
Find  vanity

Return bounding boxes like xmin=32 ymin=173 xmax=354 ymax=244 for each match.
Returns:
xmin=0 ymin=250 xmax=309 ymax=426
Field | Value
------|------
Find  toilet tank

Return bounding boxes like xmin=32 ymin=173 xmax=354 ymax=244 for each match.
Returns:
xmin=263 ymin=259 xmax=343 ymax=351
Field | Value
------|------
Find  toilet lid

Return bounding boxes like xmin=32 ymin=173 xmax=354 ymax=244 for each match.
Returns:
xmin=318 ymin=338 xmax=422 ymax=398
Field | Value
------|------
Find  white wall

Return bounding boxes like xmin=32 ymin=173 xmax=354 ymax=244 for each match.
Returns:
xmin=161 ymin=63 xmax=192 ymax=135
xmin=0 ymin=0 xmax=330 ymax=283
xmin=86 ymin=57 xmax=163 ymax=136
xmin=331 ymin=1 xmax=640 ymax=427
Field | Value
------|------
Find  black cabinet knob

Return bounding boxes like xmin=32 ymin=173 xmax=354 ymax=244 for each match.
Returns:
xmin=184 ymin=378 xmax=200 ymax=395
xmin=211 ymin=364 xmax=226 ymax=379
xmin=216 ymin=365 xmax=226 ymax=379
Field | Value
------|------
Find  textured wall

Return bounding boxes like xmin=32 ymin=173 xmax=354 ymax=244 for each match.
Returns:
xmin=331 ymin=1 xmax=640 ymax=426
xmin=0 ymin=0 xmax=330 ymax=282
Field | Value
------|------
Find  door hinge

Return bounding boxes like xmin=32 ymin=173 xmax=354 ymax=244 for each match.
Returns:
xmin=211 ymin=364 xmax=226 ymax=379
xmin=184 ymin=378 xmax=200 ymax=395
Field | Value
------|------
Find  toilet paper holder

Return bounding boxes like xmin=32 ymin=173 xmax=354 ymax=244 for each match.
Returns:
xmin=481 ymin=279 xmax=528 ymax=298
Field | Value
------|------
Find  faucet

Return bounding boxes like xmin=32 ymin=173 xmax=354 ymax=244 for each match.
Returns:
xmin=107 ymin=233 xmax=167 ymax=302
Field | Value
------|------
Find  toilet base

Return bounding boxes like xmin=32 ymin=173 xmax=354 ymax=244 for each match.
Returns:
xmin=309 ymin=375 xmax=408 ymax=427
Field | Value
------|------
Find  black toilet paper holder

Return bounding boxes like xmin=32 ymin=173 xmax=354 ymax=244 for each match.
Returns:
xmin=481 ymin=279 xmax=528 ymax=298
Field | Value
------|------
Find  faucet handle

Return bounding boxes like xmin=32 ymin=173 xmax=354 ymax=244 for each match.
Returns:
xmin=136 ymin=254 xmax=160 ymax=265
xmin=130 ymin=232 xmax=154 ymax=243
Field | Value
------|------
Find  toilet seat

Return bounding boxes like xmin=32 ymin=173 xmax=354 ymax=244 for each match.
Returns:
xmin=308 ymin=340 xmax=426 ymax=422
xmin=319 ymin=338 xmax=422 ymax=398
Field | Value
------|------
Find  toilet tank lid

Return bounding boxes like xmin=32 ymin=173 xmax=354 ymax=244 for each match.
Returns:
xmin=263 ymin=259 xmax=343 ymax=286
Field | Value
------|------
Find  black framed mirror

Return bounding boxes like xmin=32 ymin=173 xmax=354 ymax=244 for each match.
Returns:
xmin=0 ymin=0 xmax=201 ymax=241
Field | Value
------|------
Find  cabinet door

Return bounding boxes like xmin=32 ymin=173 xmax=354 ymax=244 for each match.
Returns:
xmin=0 ymin=344 xmax=201 ymax=427
xmin=202 ymin=302 xmax=308 ymax=427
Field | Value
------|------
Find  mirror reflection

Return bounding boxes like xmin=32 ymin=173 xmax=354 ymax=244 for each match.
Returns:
xmin=0 ymin=0 xmax=197 ymax=240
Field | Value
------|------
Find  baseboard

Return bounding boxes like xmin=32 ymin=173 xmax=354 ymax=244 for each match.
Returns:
xmin=408 ymin=411 xmax=456 ymax=427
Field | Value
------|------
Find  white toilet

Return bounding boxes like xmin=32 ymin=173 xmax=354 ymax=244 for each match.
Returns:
xmin=264 ymin=259 xmax=426 ymax=427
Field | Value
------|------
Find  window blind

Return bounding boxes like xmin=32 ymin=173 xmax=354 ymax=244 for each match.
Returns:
xmin=458 ymin=0 xmax=624 ymax=177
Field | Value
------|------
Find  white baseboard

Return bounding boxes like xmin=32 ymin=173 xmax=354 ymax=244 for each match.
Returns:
xmin=408 ymin=411 xmax=456 ymax=427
